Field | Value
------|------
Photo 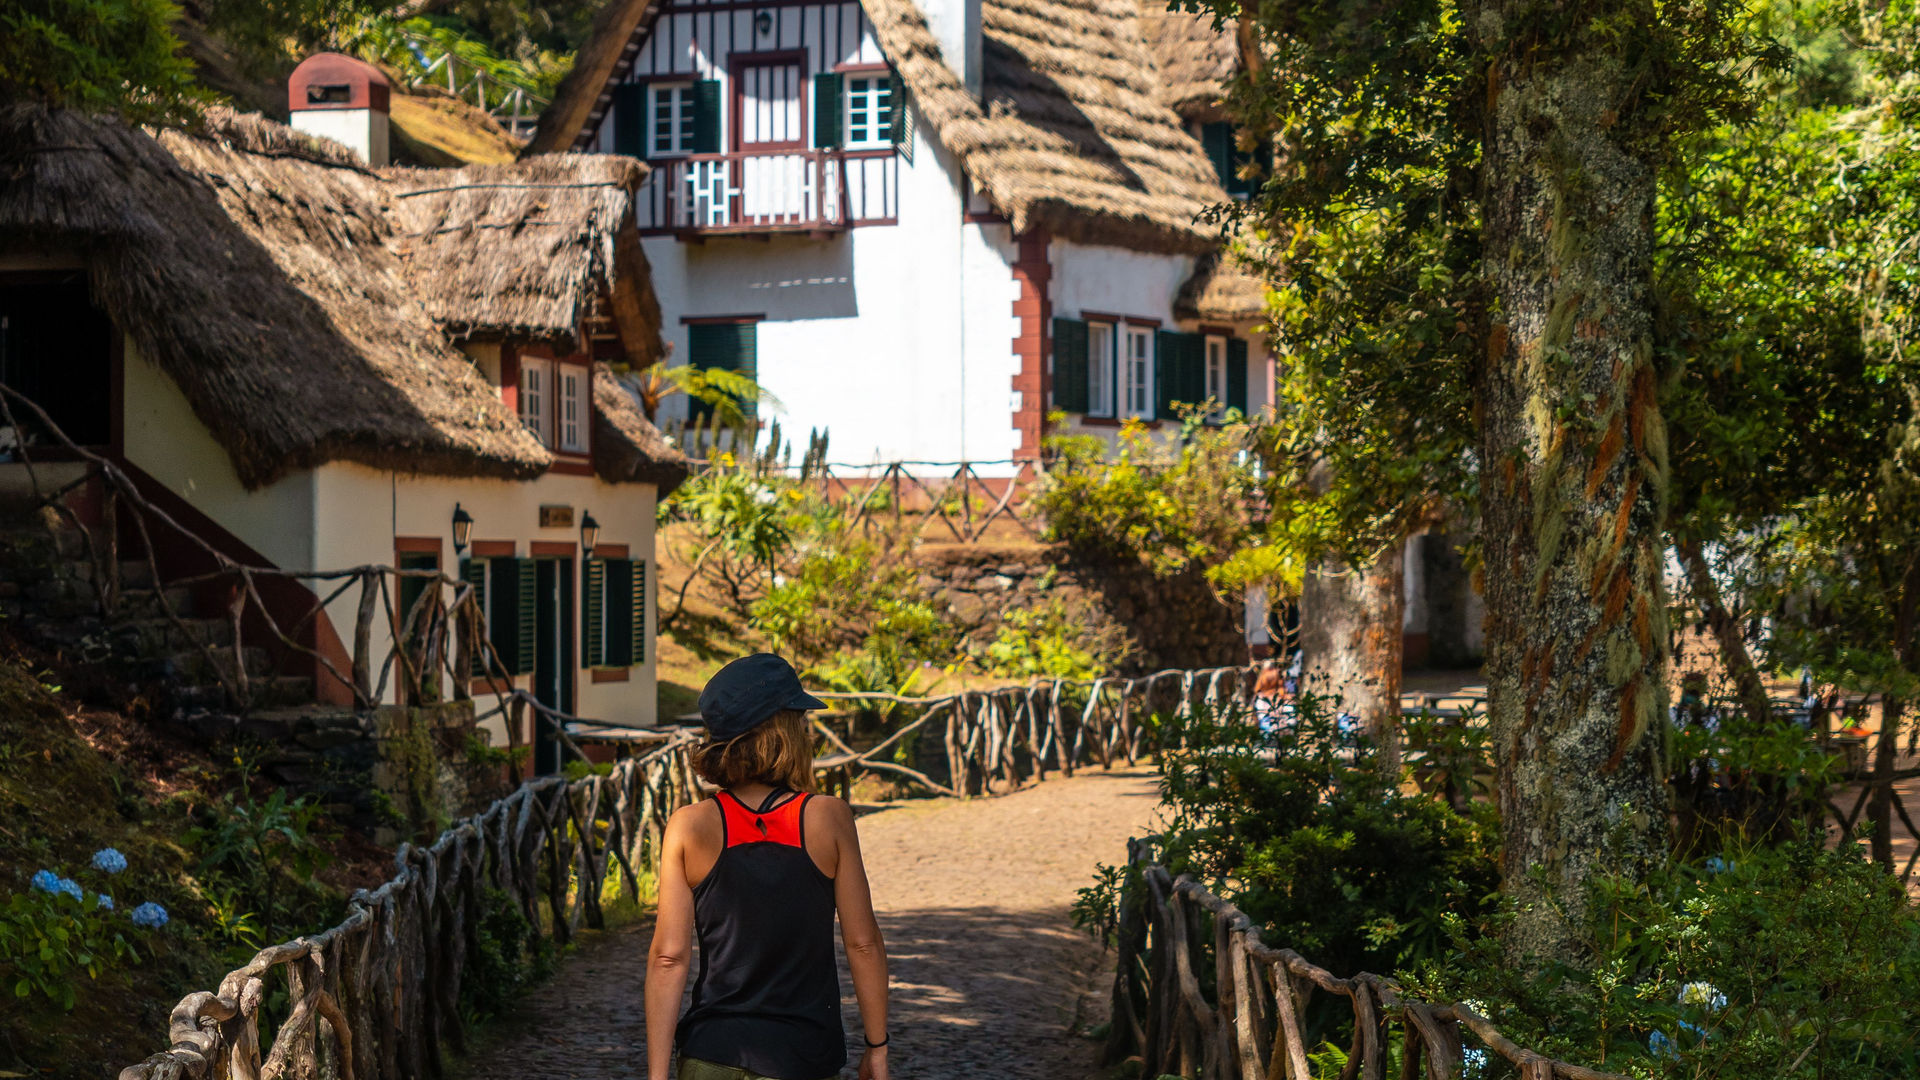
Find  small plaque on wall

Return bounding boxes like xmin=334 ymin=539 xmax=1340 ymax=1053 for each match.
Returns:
xmin=539 ymin=504 xmax=574 ymax=528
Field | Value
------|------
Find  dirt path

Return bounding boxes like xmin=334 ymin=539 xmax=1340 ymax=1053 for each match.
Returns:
xmin=455 ymin=766 xmax=1163 ymax=1080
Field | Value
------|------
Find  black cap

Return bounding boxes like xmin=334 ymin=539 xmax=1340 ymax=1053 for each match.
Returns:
xmin=698 ymin=653 xmax=827 ymax=739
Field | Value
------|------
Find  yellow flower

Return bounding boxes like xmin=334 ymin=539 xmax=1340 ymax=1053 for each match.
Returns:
xmin=719 ymin=451 xmax=736 ymax=467
xmin=783 ymin=488 xmax=803 ymax=502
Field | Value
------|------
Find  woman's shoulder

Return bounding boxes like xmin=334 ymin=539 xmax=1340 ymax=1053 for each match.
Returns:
xmin=802 ymin=792 xmax=855 ymax=832
xmin=666 ymin=797 xmax=724 ymax=839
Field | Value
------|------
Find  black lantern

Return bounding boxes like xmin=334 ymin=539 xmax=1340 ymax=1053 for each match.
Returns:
xmin=581 ymin=510 xmax=601 ymax=558
xmin=451 ymin=503 xmax=474 ymax=554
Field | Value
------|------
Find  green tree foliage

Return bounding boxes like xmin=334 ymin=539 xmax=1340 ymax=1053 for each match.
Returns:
xmin=0 ymin=0 xmax=199 ymax=123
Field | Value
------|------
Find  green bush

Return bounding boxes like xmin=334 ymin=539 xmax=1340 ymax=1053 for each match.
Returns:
xmin=1089 ymin=698 xmax=1501 ymax=979
xmin=0 ymin=889 xmax=137 ymax=1009
xmin=1405 ymin=840 xmax=1920 ymax=1077
xmin=977 ymin=599 xmax=1127 ymax=680
xmin=185 ymin=788 xmax=334 ymax=945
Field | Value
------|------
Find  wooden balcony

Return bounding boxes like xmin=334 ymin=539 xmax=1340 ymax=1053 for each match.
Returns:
xmin=642 ymin=149 xmax=847 ymax=236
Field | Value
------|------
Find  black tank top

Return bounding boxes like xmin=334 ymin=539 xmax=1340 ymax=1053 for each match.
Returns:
xmin=676 ymin=789 xmax=845 ymax=1080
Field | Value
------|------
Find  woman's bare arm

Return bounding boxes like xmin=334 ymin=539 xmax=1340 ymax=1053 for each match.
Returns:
xmin=646 ymin=806 xmax=700 ymax=1080
xmin=822 ymin=797 xmax=890 ymax=1080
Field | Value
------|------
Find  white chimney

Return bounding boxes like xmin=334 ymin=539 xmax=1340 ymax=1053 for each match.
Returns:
xmin=289 ymin=53 xmax=391 ymax=167
xmin=923 ymin=0 xmax=982 ymax=98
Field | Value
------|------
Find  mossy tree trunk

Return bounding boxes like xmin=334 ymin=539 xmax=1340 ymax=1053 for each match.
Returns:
xmin=1299 ymin=541 xmax=1405 ymax=770
xmin=1470 ymin=2 xmax=1673 ymax=963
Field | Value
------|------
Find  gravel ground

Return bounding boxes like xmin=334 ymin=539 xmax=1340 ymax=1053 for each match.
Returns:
xmin=454 ymin=765 xmax=1165 ymax=1080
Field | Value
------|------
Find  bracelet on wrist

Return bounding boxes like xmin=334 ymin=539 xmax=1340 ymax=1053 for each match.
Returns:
xmin=864 ymin=1033 xmax=889 ymax=1048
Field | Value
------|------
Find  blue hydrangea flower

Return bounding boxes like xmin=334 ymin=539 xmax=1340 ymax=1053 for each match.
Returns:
xmin=91 ymin=848 xmax=128 ymax=874
xmin=56 ymin=877 xmax=83 ymax=902
xmin=129 ymin=902 xmax=170 ymax=929
xmin=30 ymin=869 xmax=62 ymax=894
xmin=1703 ymin=856 xmax=1734 ymax=874
xmin=1462 ymin=1047 xmax=1489 ymax=1072
xmin=1678 ymin=982 xmax=1728 ymax=1011
xmin=95 ymin=894 xmax=114 ymax=911
xmin=1649 ymin=1029 xmax=1678 ymax=1061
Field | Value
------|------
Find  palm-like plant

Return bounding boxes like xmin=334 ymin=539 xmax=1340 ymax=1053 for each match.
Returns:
xmin=624 ymin=363 xmax=781 ymax=429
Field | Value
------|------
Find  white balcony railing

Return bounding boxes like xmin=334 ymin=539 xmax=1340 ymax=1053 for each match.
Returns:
xmin=654 ymin=149 xmax=846 ymax=234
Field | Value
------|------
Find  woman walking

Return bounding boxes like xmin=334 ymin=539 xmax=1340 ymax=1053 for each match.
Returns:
xmin=647 ymin=654 xmax=892 ymax=1080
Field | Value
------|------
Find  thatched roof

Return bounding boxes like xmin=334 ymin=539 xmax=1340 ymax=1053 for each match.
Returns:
xmin=0 ymin=105 xmax=677 ymax=489
xmin=532 ymin=0 xmax=1227 ymax=254
xmin=387 ymin=155 xmax=658 ymax=350
xmin=1133 ymin=1 xmax=1237 ymax=122
xmin=593 ymin=363 xmax=690 ymax=493
xmin=1176 ymin=247 xmax=1267 ymax=322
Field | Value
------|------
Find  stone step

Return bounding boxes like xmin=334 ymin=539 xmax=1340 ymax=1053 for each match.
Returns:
xmin=173 ymin=675 xmax=317 ymax=712
xmin=118 ymin=560 xmax=157 ymax=590
xmin=116 ymin=585 xmax=197 ymax=617
xmin=163 ymin=645 xmax=276 ymax=682
xmin=108 ymin=615 xmax=236 ymax=655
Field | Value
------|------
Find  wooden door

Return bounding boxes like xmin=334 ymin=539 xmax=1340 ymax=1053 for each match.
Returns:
xmin=730 ymin=54 xmax=807 ymax=222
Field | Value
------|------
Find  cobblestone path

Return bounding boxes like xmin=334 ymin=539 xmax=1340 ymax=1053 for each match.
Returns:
xmin=456 ymin=765 xmax=1164 ymax=1080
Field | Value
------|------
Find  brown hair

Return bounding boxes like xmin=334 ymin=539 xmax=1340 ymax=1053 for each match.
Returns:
xmin=691 ymin=709 xmax=818 ymax=792
xmin=1253 ymin=664 xmax=1285 ymax=697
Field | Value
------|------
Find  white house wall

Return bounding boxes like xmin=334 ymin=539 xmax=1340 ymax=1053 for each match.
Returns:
xmin=122 ymin=337 xmax=319 ymax=570
xmin=643 ymin=111 xmax=1023 ymax=470
xmin=312 ymin=464 xmax=659 ymax=735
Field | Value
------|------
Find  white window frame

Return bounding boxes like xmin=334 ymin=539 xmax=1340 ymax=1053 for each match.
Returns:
xmin=1205 ymin=334 xmax=1227 ymax=419
xmin=1123 ymin=325 xmax=1154 ymax=419
xmin=1086 ymin=320 xmax=1117 ymax=418
xmin=519 ymin=357 xmax=551 ymax=446
xmin=558 ymin=365 xmax=587 ymax=453
xmin=844 ymin=75 xmax=893 ymax=149
xmin=648 ymin=82 xmax=695 ymax=157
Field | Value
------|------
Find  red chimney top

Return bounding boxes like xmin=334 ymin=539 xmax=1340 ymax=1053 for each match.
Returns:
xmin=289 ymin=53 xmax=391 ymax=114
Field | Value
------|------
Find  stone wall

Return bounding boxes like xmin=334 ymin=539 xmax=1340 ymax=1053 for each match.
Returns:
xmin=912 ymin=542 xmax=1245 ymax=672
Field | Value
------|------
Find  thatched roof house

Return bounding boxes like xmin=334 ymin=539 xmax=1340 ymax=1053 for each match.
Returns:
xmin=1133 ymin=1 xmax=1238 ymax=123
xmin=534 ymin=0 xmax=1229 ymax=254
xmin=0 ymin=104 xmax=684 ymax=493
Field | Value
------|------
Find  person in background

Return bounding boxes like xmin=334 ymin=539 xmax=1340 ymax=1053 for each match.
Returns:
xmin=647 ymin=654 xmax=892 ymax=1080
xmin=1251 ymin=663 xmax=1289 ymax=738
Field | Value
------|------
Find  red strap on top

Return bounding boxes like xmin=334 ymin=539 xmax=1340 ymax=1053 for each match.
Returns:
xmin=719 ymin=791 xmax=809 ymax=849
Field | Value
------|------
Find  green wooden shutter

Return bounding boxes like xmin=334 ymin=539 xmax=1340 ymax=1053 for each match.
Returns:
xmin=1155 ymin=330 xmax=1182 ymax=419
xmin=1184 ymin=333 xmax=1208 ymax=406
xmin=605 ymin=559 xmax=635 ymax=667
xmin=813 ymin=73 xmax=843 ymax=148
xmin=691 ymin=79 xmax=722 ymax=153
xmin=513 ymin=558 xmax=537 ymax=676
xmin=487 ymin=558 xmax=526 ymax=675
xmin=1051 ymin=317 xmax=1089 ymax=413
xmin=463 ymin=557 xmax=489 ymax=676
xmin=1226 ymin=337 xmax=1249 ymax=414
xmin=630 ymin=559 xmax=647 ymax=665
xmin=888 ymin=73 xmax=911 ymax=158
xmin=687 ymin=322 xmax=759 ymax=423
xmin=612 ymin=82 xmax=647 ymax=157
xmin=581 ymin=558 xmax=605 ymax=668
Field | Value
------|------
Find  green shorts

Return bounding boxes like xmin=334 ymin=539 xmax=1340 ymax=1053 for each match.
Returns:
xmin=676 ymin=1057 xmax=833 ymax=1080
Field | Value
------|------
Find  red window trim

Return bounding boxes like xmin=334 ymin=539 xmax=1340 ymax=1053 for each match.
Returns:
xmin=1197 ymin=324 xmax=1237 ymax=338
xmin=530 ymin=540 xmax=576 ymax=558
xmin=394 ymin=536 xmax=443 ymax=556
xmin=547 ymin=459 xmax=595 ymax=477
xmin=681 ymin=313 xmax=765 ymax=324
xmin=470 ymin=540 xmax=516 ymax=558
xmin=1078 ymin=311 xmax=1162 ymax=328
xmin=591 ymin=668 xmax=632 ymax=683
xmin=591 ymin=542 xmax=632 ymax=559
xmin=730 ymin=51 xmax=808 ymax=154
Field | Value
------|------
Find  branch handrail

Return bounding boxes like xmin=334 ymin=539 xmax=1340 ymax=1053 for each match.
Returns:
xmin=118 ymin=731 xmax=704 ymax=1080
xmin=1112 ymin=839 xmax=1632 ymax=1080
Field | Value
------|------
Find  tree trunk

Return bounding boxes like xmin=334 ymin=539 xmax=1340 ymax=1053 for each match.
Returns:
xmin=1470 ymin=5 xmax=1672 ymax=963
xmin=1298 ymin=541 xmax=1405 ymax=770
xmin=1677 ymin=539 xmax=1776 ymax=723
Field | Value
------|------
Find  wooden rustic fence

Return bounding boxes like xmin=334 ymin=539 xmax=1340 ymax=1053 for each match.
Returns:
xmin=117 ymin=729 xmax=701 ymax=1080
xmin=1107 ymin=838 xmax=1628 ymax=1080
xmin=802 ymin=665 xmax=1259 ymax=797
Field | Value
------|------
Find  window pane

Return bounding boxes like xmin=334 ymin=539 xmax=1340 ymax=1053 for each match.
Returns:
xmin=559 ymin=369 xmax=586 ymax=452
xmin=520 ymin=361 xmax=549 ymax=444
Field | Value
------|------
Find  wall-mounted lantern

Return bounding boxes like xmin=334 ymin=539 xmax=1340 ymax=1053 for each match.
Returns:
xmin=452 ymin=503 xmax=474 ymax=555
xmin=581 ymin=510 xmax=601 ymax=558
